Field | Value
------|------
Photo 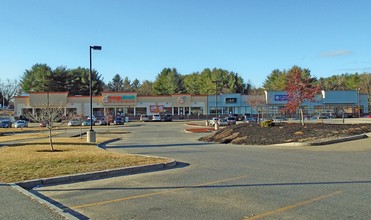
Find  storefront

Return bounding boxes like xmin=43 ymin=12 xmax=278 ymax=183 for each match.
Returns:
xmin=264 ymin=90 xmax=369 ymax=117
xmin=13 ymin=90 xmax=369 ymax=119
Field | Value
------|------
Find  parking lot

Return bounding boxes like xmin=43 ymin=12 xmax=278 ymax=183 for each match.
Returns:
xmin=26 ymin=120 xmax=371 ymax=219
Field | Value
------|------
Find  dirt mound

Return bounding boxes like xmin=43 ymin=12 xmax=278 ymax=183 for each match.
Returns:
xmin=199 ymin=123 xmax=371 ymax=145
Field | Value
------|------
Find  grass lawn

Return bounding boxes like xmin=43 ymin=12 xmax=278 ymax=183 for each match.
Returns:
xmin=0 ymin=132 xmax=169 ymax=183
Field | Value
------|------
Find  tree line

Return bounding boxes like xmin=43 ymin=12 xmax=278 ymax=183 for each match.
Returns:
xmin=263 ymin=68 xmax=371 ymax=94
xmin=1 ymin=63 xmax=370 ymax=110
xmin=18 ymin=64 xmax=249 ymax=96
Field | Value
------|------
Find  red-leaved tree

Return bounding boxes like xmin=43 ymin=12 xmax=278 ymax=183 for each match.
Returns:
xmin=285 ymin=66 xmax=320 ymax=125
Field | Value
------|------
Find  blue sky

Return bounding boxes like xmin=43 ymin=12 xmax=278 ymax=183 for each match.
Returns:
xmin=1 ymin=0 xmax=371 ymax=87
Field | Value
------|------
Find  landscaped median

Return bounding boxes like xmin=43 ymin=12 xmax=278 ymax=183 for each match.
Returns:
xmin=0 ymin=133 xmax=175 ymax=188
xmin=184 ymin=122 xmax=221 ymax=133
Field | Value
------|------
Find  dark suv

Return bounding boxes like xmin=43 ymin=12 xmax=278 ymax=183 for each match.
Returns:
xmin=163 ymin=114 xmax=172 ymax=122
xmin=0 ymin=120 xmax=12 ymax=128
xmin=113 ymin=117 xmax=124 ymax=125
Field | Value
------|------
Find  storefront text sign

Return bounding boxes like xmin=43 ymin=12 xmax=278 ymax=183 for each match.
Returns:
xmin=103 ymin=95 xmax=136 ymax=104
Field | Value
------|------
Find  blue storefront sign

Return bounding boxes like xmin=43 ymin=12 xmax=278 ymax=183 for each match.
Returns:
xmin=274 ymin=95 xmax=289 ymax=101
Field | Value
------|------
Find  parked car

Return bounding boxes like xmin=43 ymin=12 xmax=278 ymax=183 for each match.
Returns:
xmin=152 ymin=114 xmax=161 ymax=121
xmin=209 ymin=117 xmax=220 ymax=126
xmin=310 ymin=115 xmax=328 ymax=120
xmin=97 ymin=117 xmax=111 ymax=125
xmin=113 ymin=117 xmax=124 ymax=125
xmin=87 ymin=115 xmax=97 ymax=123
xmin=230 ymin=114 xmax=242 ymax=121
xmin=0 ymin=120 xmax=12 ymax=128
xmin=140 ymin=114 xmax=150 ymax=122
xmin=272 ymin=116 xmax=287 ymax=122
xmin=226 ymin=116 xmax=237 ymax=125
xmin=163 ymin=114 xmax=172 ymax=122
xmin=81 ymin=119 xmax=95 ymax=126
xmin=67 ymin=119 xmax=81 ymax=126
xmin=245 ymin=116 xmax=256 ymax=123
xmin=14 ymin=120 xmax=28 ymax=128
xmin=218 ymin=118 xmax=229 ymax=126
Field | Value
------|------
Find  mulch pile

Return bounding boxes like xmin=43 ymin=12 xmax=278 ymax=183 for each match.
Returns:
xmin=199 ymin=123 xmax=371 ymax=145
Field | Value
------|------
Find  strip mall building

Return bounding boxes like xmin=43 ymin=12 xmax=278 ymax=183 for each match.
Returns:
xmin=14 ymin=91 xmax=368 ymax=119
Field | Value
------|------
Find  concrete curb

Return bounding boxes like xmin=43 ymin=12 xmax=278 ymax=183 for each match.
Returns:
xmin=271 ymin=133 xmax=369 ymax=147
xmin=15 ymin=159 xmax=177 ymax=190
xmin=309 ymin=133 xmax=368 ymax=145
xmin=9 ymin=136 xmax=177 ymax=220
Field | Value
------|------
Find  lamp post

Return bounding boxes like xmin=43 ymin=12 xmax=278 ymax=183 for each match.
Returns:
xmin=87 ymin=45 xmax=102 ymax=143
xmin=212 ymin=80 xmax=221 ymax=130
xmin=357 ymin=88 xmax=361 ymax=118
xmin=212 ymin=80 xmax=221 ymax=118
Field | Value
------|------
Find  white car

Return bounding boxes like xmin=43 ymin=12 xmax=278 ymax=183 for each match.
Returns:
xmin=140 ymin=114 xmax=150 ymax=122
xmin=152 ymin=114 xmax=161 ymax=121
xmin=68 ymin=119 xmax=81 ymax=126
xmin=209 ymin=117 xmax=220 ymax=126
xmin=272 ymin=116 xmax=287 ymax=122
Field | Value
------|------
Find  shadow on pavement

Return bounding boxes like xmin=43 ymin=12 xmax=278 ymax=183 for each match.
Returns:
xmin=30 ymin=190 xmax=89 ymax=220
xmin=106 ymin=142 xmax=215 ymax=149
xmin=37 ymin=179 xmax=371 ymax=192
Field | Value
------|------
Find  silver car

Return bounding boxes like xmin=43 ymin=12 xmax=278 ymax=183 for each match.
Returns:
xmin=14 ymin=120 xmax=28 ymax=128
xmin=152 ymin=114 xmax=161 ymax=121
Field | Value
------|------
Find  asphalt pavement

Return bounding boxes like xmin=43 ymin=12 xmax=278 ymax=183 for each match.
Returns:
xmin=1 ymin=119 xmax=371 ymax=219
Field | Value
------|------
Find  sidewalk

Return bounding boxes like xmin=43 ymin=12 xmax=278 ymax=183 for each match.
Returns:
xmin=0 ymin=183 xmax=69 ymax=220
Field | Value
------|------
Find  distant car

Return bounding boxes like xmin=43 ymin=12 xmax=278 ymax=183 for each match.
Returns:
xmin=209 ymin=117 xmax=220 ymax=126
xmin=97 ymin=118 xmax=111 ymax=125
xmin=272 ymin=116 xmax=287 ymax=122
xmin=0 ymin=120 xmax=12 ymax=128
xmin=230 ymin=114 xmax=242 ymax=121
xmin=310 ymin=115 xmax=328 ymax=120
xmin=226 ymin=117 xmax=237 ymax=125
xmin=14 ymin=120 xmax=28 ymax=128
xmin=218 ymin=118 xmax=229 ymax=126
xmin=163 ymin=114 xmax=172 ymax=122
xmin=140 ymin=114 xmax=150 ymax=122
xmin=81 ymin=119 xmax=95 ymax=126
xmin=67 ymin=119 xmax=81 ymax=126
xmin=113 ymin=117 xmax=124 ymax=125
xmin=245 ymin=116 xmax=256 ymax=123
xmin=87 ymin=115 xmax=97 ymax=123
xmin=152 ymin=114 xmax=161 ymax=121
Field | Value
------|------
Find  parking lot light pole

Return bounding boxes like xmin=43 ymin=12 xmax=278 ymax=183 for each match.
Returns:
xmin=212 ymin=80 xmax=221 ymax=118
xmin=87 ymin=45 xmax=102 ymax=143
xmin=212 ymin=80 xmax=221 ymax=130
xmin=357 ymin=88 xmax=361 ymax=118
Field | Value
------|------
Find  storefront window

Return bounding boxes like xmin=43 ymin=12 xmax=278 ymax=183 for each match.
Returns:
xmin=164 ymin=107 xmax=172 ymax=114
xmin=116 ymin=108 xmax=124 ymax=116
xmin=106 ymin=108 xmax=115 ymax=117
xmin=210 ymin=107 xmax=221 ymax=116
xmin=135 ymin=107 xmax=146 ymax=115
xmin=126 ymin=107 xmax=134 ymax=116
xmin=191 ymin=107 xmax=203 ymax=115
xmin=93 ymin=108 xmax=104 ymax=117
xmin=66 ymin=108 xmax=77 ymax=117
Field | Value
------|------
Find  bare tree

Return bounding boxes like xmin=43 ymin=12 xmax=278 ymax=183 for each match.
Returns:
xmin=245 ymin=93 xmax=266 ymax=123
xmin=0 ymin=79 xmax=20 ymax=108
xmin=24 ymin=106 xmax=65 ymax=152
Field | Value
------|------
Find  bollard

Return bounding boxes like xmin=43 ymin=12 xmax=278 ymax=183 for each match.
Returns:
xmin=87 ymin=130 xmax=96 ymax=142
